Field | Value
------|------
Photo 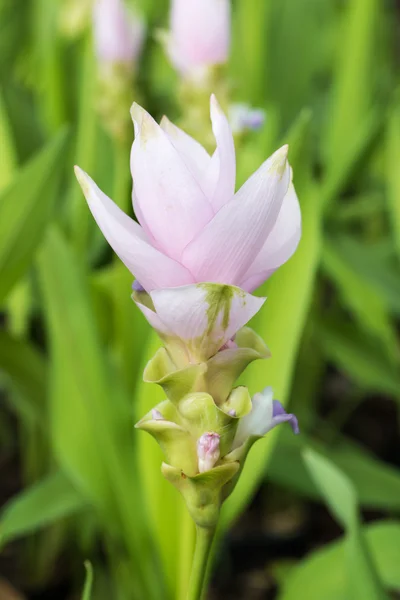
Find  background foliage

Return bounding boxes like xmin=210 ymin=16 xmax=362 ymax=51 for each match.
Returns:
xmin=0 ymin=0 xmax=399 ymax=598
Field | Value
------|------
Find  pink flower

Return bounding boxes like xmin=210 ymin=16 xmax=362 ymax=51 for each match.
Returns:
xmin=93 ymin=0 xmax=145 ymax=66
xmin=75 ymin=96 xmax=301 ymax=361
xmin=166 ymin=0 xmax=231 ymax=76
xmin=75 ymin=95 xmax=300 ymax=294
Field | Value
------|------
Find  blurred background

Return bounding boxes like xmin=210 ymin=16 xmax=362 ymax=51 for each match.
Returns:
xmin=1 ymin=0 xmax=400 ymax=598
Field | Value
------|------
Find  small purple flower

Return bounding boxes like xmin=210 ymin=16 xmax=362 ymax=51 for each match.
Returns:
xmin=272 ymin=400 xmax=299 ymax=434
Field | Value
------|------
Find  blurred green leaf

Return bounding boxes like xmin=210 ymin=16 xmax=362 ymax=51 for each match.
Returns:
xmin=0 ymin=128 xmax=68 ymax=304
xmin=303 ymin=449 xmax=388 ymax=600
xmin=270 ymin=431 xmax=400 ymax=511
xmin=38 ymin=228 xmax=162 ymax=600
xmin=82 ymin=562 xmax=94 ymax=600
xmin=0 ymin=471 xmax=85 ymax=548
xmin=0 ymin=90 xmax=17 ymax=190
xmin=0 ymin=329 xmax=46 ymax=425
xmin=325 ymin=0 xmax=379 ymax=165
xmin=322 ymin=240 xmax=398 ymax=358
xmin=318 ymin=318 xmax=400 ymax=399
xmin=330 ymin=237 xmax=400 ymax=315
xmin=386 ymin=97 xmax=400 ymax=259
xmin=231 ymin=0 xmax=272 ymax=104
xmin=278 ymin=521 xmax=400 ymax=600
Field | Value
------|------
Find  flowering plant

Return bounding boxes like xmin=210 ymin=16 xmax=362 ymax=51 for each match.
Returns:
xmin=76 ymin=94 xmax=301 ymax=598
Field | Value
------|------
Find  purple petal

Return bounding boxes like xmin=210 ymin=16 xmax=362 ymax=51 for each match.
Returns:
xmin=272 ymin=400 xmax=299 ymax=434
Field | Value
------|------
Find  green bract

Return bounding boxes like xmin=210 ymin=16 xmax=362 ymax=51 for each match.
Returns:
xmin=135 ymin=313 xmax=271 ymax=527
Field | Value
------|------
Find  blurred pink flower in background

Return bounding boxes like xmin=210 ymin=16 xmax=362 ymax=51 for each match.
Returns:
xmin=75 ymin=95 xmax=301 ymax=294
xmin=166 ymin=0 xmax=231 ymax=76
xmin=93 ymin=0 xmax=145 ymax=67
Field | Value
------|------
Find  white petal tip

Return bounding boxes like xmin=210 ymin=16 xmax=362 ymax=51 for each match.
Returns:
xmin=130 ymin=103 xmax=159 ymax=141
xmin=74 ymin=166 xmax=89 ymax=193
xmin=268 ymin=145 xmax=289 ymax=177
xmin=210 ymin=93 xmax=222 ymax=113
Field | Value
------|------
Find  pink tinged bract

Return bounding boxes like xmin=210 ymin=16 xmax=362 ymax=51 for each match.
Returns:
xmin=181 ymin=145 xmax=291 ymax=286
xmin=160 ymin=96 xmax=235 ymax=208
xmin=93 ymin=0 xmax=145 ymax=65
xmin=169 ymin=0 xmax=231 ymax=75
xmin=239 ymin=182 xmax=302 ymax=292
xmin=207 ymin=95 xmax=236 ymax=212
xmin=130 ymin=103 xmax=214 ymax=261
xmin=133 ymin=284 xmax=266 ymax=363
xmin=74 ymin=167 xmax=193 ymax=291
xmin=197 ymin=432 xmax=220 ymax=473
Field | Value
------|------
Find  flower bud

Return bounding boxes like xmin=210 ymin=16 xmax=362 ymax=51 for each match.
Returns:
xmin=166 ymin=0 xmax=231 ymax=77
xmin=93 ymin=0 xmax=145 ymax=68
xmin=197 ymin=432 xmax=220 ymax=473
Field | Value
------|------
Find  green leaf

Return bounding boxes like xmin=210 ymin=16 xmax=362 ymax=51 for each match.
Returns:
xmin=386 ymin=96 xmax=400 ymax=259
xmin=325 ymin=0 xmax=379 ymax=166
xmin=0 ymin=471 xmax=85 ymax=548
xmin=37 ymin=228 xmax=162 ymax=600
xmin=318 ymin=318 xmax=400 ymax=400
xmin=303 ymin=449 xmax=388 ymax=600
xmin=0 ymin=329 xmax=47 ymax=425
xmin=322 ymin=240 xmax=398 ymax=358
xmin=0 ymin=90 xmax=17 ymax=191
xmin=0 ymin=128 xmax=68 ymax=303
xmin=278 ymin=521 xmax=400 ymax=600
xmin=330 ymin=237 xmax=400 ymax=316
xmin=82 ymin=562 xmax=94 ymax=600
xmin=270 ymin=431 xmax=400 ymax=512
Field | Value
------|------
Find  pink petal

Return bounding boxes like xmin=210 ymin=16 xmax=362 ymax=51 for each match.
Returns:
xmin=207 ymin=95 xmax=236 ymax=212
xmin=239 ymin=183 xmax=301 ymax=292
xmin=93 ymin=0 xmax=145 ymax=65
xmin=160 ymin=116 xmax=213 ymax=198
xmin=148 ymin=283 xmax=265 ymax=362
xmin=182 ymin=146 xmax=291 ymax=286
xmin=74 ymin=167 xmax=194 ymax=291
xmin=160 ymin=116 xmax=211 ymax=175
xmin=130 ymin=104 xmax=214 ymax=260
xmin=170 ymin=0 xmax=231 ymax=74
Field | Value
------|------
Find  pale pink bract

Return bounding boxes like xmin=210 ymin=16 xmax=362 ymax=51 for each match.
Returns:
xmin=75 ymin=96 xmax=301 ymax=359
xmin=75 ymin=95 xmax=300 ymax=294
xmin=166 ymin=0 xmax=231 ymax=76
xmin=93 ymin=0 xmax=145 ymax=65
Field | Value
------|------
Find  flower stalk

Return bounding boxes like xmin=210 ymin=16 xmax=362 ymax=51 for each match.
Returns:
xmin=187 ymin=526 xmax=216 ymax=600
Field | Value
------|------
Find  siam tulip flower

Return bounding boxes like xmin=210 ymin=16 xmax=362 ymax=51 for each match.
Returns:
xmin=93 ymin=0 xmax=145 ymax=69
xmin=75 ymin=96 xmax=301 ymax=583
xmin=75 ymin=95 xmax=301 ymax=363
xmin=75 ymin=95 xmax=300 ymax=293
xmin=165 ymin=0 xmax=231 ymax=77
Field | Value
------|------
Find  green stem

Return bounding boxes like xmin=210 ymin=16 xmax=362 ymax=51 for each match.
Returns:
xmin=187 ymin=526 xmax=215 ymax=600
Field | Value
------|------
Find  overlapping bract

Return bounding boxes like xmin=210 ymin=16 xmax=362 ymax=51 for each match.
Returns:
xmin=75 ymin=95 xmax=301 ymax=295
xmin=75 ymin=96 xmax=301 ymax=522
xmin=93 ymin=0 xmax=145 ymax=66
xmin=166 ymin=0 xmax=231 ymax=76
